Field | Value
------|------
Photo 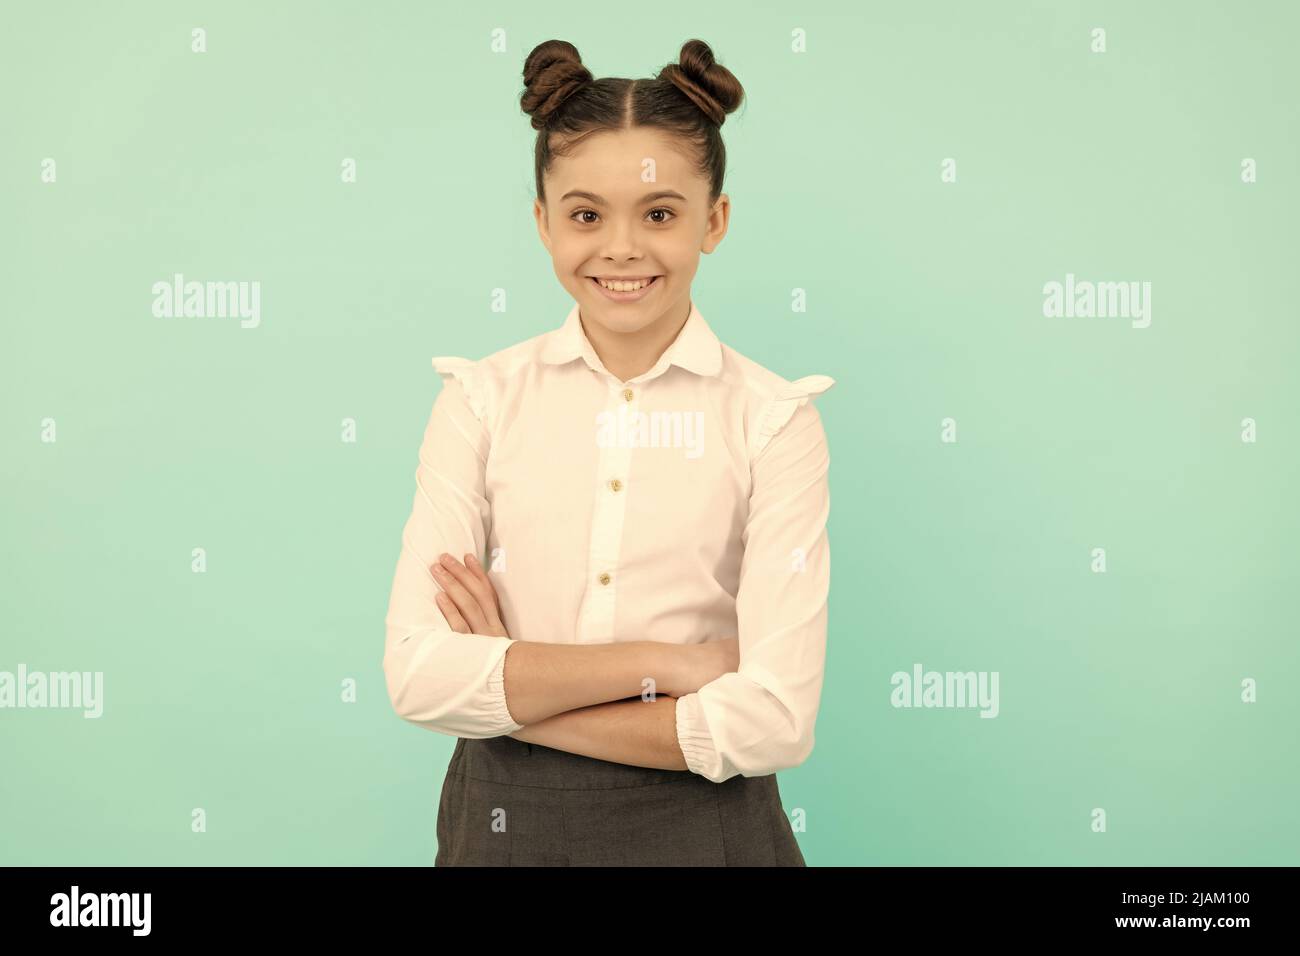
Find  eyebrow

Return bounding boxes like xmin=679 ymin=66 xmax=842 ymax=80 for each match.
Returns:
xmin=559 ymin=189 xmax=688 ymax=205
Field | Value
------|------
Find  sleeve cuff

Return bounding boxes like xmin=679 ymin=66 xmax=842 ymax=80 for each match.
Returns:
xmin=675 ymin=692 xmax=727 ymax=782
xmin=488 ymin=641 xmax=525 ymax=734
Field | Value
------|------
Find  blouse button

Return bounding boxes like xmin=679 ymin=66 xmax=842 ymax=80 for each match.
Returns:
xmin=598 ymin=572 xmax=611 ymax=586
xmin=609 ymin=478 xmax=623 ymax=492
xmin=622 ymin=388 xmax=634 ymax=402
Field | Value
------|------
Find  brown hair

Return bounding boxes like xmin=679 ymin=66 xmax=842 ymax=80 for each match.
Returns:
xmin=520 ymin=39 xmax=745 ymax=206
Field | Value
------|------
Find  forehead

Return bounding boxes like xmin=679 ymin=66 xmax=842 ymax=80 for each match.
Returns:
xmin=546 ymin=127 xmax=705 ymax=199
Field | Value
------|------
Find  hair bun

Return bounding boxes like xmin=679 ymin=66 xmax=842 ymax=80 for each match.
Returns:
xmin=660 ymin=39 xmax=744 ymax=126
xmin=521 ymin=40 xmax=594 ymax=130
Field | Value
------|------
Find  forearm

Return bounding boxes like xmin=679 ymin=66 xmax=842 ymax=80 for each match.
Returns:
xmin=508 ymin=693 xmax=688 ymax=771
xmin=500 ymin=640 xmax=686 ymax=726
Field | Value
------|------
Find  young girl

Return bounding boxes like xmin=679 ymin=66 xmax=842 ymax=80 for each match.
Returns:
xmin=383 ymin=38 xmax=834 ymax=866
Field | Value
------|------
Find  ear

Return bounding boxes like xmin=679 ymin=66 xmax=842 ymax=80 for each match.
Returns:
xmin=534 ymin=198 xmax=551 ymax=253
xmin=701 ymin=193 xmax=730 ymax=254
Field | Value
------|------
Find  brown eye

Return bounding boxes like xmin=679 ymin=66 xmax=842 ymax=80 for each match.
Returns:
xmin=569 ymin=208 xmax=676 ymax=225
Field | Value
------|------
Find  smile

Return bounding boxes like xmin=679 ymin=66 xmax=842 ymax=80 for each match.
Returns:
xmin=589 ymin=275 xmax=661 ymax=301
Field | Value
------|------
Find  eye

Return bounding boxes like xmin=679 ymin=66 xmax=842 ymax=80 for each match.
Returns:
xmin=568 ymin=207 xmax=678 ymax=225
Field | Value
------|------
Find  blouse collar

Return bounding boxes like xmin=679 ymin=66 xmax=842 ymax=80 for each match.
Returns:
xmin=540 ymin=298 xmax=723 ymax=380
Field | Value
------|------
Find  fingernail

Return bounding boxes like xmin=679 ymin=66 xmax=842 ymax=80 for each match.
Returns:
xmin=465 ymin=554 xmax=478 ymax=567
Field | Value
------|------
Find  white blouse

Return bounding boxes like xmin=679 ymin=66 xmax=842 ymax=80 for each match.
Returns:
xmin=383 ymin=298 xmax=834 ymax=784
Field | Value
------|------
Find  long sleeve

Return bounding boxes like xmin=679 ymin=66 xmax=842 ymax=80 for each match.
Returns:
xmin=382 ymin=357 xmax=524 ymax=738
xmin=674 ymin=377 xmax=834 ymax=783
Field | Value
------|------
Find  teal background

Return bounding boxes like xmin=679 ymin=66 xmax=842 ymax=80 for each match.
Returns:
xmin=2 ymin=1 xmax=1296 ymax=865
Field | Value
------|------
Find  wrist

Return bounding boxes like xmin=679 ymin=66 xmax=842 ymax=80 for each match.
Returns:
xmin=651 ymin=642 xmax=692 ymax=699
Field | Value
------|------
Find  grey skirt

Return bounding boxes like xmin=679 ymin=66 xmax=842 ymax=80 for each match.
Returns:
xmin=435 ymin=735 xmax=805 ymax=866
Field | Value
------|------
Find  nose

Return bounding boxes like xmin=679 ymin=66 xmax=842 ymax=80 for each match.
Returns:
xmin=599 ymin=217 xmax=642 ymax=263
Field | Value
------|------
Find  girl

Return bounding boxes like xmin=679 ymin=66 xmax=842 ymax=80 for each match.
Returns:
xmin=383 ymin=38 xmax=834 ymax=866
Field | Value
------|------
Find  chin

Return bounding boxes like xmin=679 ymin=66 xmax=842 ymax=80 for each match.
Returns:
xmin=592 ymin=313 xmax=649 ymax=335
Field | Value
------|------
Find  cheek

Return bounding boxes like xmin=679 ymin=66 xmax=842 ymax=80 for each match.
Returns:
xmin=551 ymin=242 xmax=587 ymax=276
xmin=550 ymin=250 xmax=582 ymax=280
xmin=662 ymin=254 xmax=697 ymax=281
xmin=659 ymin=238 xmax=700 ymax=271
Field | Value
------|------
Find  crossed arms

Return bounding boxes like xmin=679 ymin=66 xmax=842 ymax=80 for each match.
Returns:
xmin=429 ymin=549 xmax=738 ymax=771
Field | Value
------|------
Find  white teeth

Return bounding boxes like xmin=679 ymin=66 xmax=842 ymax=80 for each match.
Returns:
xmin=597 ymin=277 xmax=655 ymax=292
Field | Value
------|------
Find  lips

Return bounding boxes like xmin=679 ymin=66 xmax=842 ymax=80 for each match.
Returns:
xmin=589 ymin=275 xmax=661 ymax=301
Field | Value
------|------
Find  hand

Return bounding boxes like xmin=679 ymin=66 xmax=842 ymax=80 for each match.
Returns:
xmin=670 ymin=637 xmax=740 ymax=697
xmin=430 ymin=552 xmax=510 ymax=639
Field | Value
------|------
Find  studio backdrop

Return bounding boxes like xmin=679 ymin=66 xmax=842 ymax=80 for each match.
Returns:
xmin=2 ymin=1 xmax=1296 ymax=865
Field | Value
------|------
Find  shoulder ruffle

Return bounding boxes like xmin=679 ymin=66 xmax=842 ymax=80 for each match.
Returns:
xmin=753 ymin=374 xmax=835 ymax=456
xmin=431 ymin=356 xmax=487 ymax=422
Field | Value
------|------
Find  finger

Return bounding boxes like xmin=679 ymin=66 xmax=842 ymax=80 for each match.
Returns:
xmin=431 ymin=556 xmax=491 ymax=634
xmin=438 ymin=554 xmax=501 ymax=630
xmin=431 ymin=563 xmax=485 ymax=633
xmin=449 ymin=553 xmax=501 ymax=627
xmin=462 ymin=554 xmax=505 ymax=622
xmin=435 ymin=591 xmax=469 ymax=633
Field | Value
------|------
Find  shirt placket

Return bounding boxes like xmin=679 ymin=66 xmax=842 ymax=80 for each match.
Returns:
xmin=575 ymin=380 xmax=641 ymax=643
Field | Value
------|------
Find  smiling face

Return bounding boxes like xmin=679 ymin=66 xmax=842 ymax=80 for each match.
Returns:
xmin=533 ymin=126 xmax=730 ymax=343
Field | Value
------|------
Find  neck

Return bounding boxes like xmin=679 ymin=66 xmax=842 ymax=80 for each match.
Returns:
xmin=579 ymin=298 xmax=691 ymax=383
